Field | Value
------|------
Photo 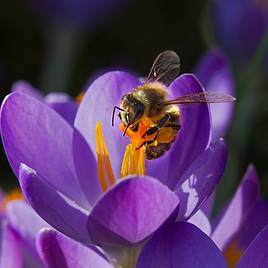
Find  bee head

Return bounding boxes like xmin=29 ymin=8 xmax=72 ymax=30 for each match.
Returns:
xmin=119 ymin=94 xmax=145 ymax=126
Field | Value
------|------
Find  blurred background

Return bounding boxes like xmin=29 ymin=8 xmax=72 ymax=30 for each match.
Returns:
xmin=0 ymin=0 xmax=268 ymax=210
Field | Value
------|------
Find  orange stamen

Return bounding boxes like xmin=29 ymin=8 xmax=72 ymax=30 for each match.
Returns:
xmin=0 ymin=188 xmax=24 ymax=213
xmin=121 ymin=144 xmax=145 ymax=178
xmin=224 ymin=241 xmax=243 ymax=268
xmin=96 ymin=122 xmax=116 ymax=192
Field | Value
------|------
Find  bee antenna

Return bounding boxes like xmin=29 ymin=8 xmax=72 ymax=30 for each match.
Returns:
xmin=112 ymin=106 xmax=124 ymax=126
xmin=123 ymin=123 xmax=130 ymax=136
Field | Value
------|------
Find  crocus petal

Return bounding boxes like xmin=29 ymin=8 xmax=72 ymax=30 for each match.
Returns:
xmin=194 ymin=49 xmax=235 ymax=140
xmin=0 ymin=222 xmax=23 ymax=268
xmin=187 ymin=209 xmax=212 ymax=236
xmin=137 ymin=222 xmax=227 ymax=268
xmin=73 ymin=129 xmax=101 ymax=205
xmin=6 ymin=200 xmax=49 ymax=260
xmin=19 ymin=164 xmax=91 ymax=244
xmin=11 ymin=80 xmax=43 ymax=100
xmin=0 ymin=92 xmax=89 ymax=209
xmin=175 ymin=138 xmax=227 ymax=220
xmin=211 ymin=165 xmax=259 ymax=250
xmin=75 ymin=71 xmax=141 ymax=178
xmin=200 ymin=191 xmax=215 ymax=217
xmin=147 ymin=74 xmax=212 ymax=189
xmin=237 ymin=225 xmax=268 ymax=268
xmin=88 ymin=176 xmax=179 ymax=246
xmin=238 ymin=198 xmax=268 ymax=249
xmin=37 ymin=228 xmax=112 ymax=268
xmin=45 ymin=92 xmax=78 ymax=125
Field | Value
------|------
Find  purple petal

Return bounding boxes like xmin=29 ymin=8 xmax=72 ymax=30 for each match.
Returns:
xmin=194 ymin=49 xmax=235 ymax=140
xmin=200 ymin=191 xmax=216 ymax=217
xmin=37 ymin=228 xmax=112 ymax=268
xmin=147 ymin=74 xmax=212 ymax=189
xmin=6 ymin=200 xmax=49 ymax=261
xmin=75 ymin=71 xmax=141 ymax=178
xmin=175 ymin=138 xmax=227 ymax=220
xmin=88 ymin=176 xmax=179 ymax=246
xmin=211 ymin=165 xmax=259 ymax=250
xmin=19 ymin=164 xmax=91 ymax=244
xmin=0 ymin=222 xmax=23 ymax=268
xmin=137 ymin=222 xmax=227 ymax=268
xmin=0 ymin=92 xmax=89 ymax=209
xmin=45 ymin=93 xmax=78 ymax=125
xmin=237 ymin=225 xmax=268 ymax=268
xmin=11 ymin=80 xmax=43 ymax=100
xmin=72 ymin=129 xmax=101 ymax=206
xmin=187 ymin=209 xmax=212 ymax=236
xmin=211 ymin=0 xmax=268 ymax=63
xmin=238 ymin=198 xmax=268 ymax=250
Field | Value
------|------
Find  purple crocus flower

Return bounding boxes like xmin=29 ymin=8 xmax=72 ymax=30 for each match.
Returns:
xmin=11 ymin=80 xmax=79 ymax=126
xmin=205 ymin=164 xmax=268 ymax=267
xmin=194 ymin=49 xmax=235 ymax=141
xmin=0 ymin=71 xmax=228 ymax=266
xmin=211 ymin=165 xmax=268 ymax=267
xmin=211 ymin=0 xmax=268 ymax=64
xmin=187 ymin=164 xmax=268 ymax=267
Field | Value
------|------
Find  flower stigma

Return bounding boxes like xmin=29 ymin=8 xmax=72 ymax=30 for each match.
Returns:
xmin=96 ymin=122 xmax=116 ymax=192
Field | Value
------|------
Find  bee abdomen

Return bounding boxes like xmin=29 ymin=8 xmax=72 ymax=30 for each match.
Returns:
xmin=145 ymin=143 xmax=171 ymax=160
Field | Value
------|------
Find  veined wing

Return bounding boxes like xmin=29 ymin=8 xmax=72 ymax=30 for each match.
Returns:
xmin=164 ymin=91 xmax=236 ymax=106
xmin=146 ymin=50 xmax=181 ymax=86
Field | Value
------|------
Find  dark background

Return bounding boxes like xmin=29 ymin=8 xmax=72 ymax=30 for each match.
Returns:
xmin=0 ymin=0 xmax=267 ymax=208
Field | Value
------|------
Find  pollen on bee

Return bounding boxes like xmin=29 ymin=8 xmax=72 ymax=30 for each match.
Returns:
xmin=119 ymin=117 xmax=157 ymax=149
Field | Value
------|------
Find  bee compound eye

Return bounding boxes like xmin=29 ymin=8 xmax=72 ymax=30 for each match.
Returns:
xmin=126 ymin=113 xmax=130 ymax=123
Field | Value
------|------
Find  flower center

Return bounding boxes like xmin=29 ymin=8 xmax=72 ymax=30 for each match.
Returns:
xmin=224 ymin=241 xmax=243 ymax=268
xmin=96 ymin=122 xmax=116 ymax=192
xmin=95 ymin=121 xmax=146 ymax=192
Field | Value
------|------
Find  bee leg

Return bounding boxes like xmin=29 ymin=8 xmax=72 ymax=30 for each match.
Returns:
xmin=142 ymin=114 xmax=171 ymax=138
xmin=136 ymin=130 xmax=159 ymax=150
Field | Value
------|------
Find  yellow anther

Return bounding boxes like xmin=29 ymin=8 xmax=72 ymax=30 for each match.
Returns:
xmin=96 ymin=122 xmax=116 ymax=192
xmin=121 ymin=144 xmax=145 ymax=178
xmin=224 ymin=241 xmax=243 ymax=268
xmin=76 ymin=92 xmax=85 ymax=103
xmin=0 ymin=188 xmax=24 ymax=212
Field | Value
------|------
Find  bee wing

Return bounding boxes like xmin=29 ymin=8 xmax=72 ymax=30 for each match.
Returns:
xmin=146 ymin=50 xmax=181 ymax=86
xmin=163 ymin=91 xmax=236 ymax=106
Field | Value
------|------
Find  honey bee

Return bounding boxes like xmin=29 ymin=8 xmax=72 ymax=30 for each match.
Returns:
xmin=112 ymin=50 xmax=235 ymax=160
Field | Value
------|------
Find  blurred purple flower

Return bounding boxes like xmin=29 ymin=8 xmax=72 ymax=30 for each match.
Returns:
xmin=0 ymin=71 xmax=228 ymax=266
xmin=194 ymin=48 xmax=235 ymax=140
xmin=0 ymin=188 xmax=49 ymax=268
xmin=29 ymin=0 xmax=129 ymax=29
xmin=211 ymin=0 xmax=268 ymax=64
